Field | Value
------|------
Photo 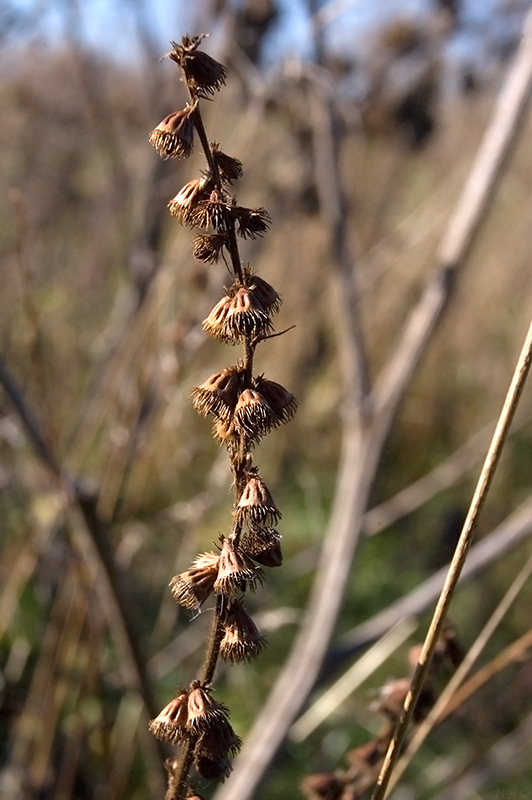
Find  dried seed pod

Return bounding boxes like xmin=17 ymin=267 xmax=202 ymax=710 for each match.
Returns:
xmin=192 ymin=232 xmax=228 ymax=264
xmin=234 ymin=389 xmax=275 ymax=440
xmin=149 ymin=105 xmax=196 ymax=159
xmin=220 ymin=601 xmax=267 ymax=664
xmin=190 ymin=366 xmax=243 ymax=420
xmin=149 ymin=691 xmax=189 ymax=743
xmin=241 ymin=526 xmax=282 ymax=567
xmin=203 ymin=287 xmax=273 ymax=344
xmin=211 ymin=141 xmax=244 ymax=184
xmin=189 ymin=188 xmax=232 ymax=231
xmin=168 ymin=178 xmax=209 ymax=223
xmin=170 ymin=552 xmax=220 ymax=610
xmin=170 ymin=35 xmax=228 ymax=99
xmin=255 ymin=376 xmax=298 ymax=424
xmin=235 ymin=472 xmax=281 ymax=526
xmin=244 ymin=267 xmax=282 ymax=313
xmin=233 ymin=205 xmax=271 ymax=239
xmin=194 ymin=754 xmax=232 ymax=782
xmin=186 ymin=684 xmax=230 ymax=734
xmin=213 ymin=537 xmax=261 ymax=599
xmin=195 ymin=719 xmax=242 ymax=758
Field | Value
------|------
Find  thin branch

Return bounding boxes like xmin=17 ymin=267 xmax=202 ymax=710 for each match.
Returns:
xmin=371 ymin=318 xmax=532 ymax=800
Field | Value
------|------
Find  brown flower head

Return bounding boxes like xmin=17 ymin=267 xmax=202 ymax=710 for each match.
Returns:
xmin=192 ymin=232 xmax=228 ymax=264
xmin=235 ymin=471 xmax=281 ymax=526
xmin=194 ymin=754 xmax=232 ymax=782
xmin=189 ymin=188 xmax=232 ymax=231
xmin=190 ymin=366 xmax=243 ymax=420
xmin=203 ymin=286 xmax=273 ymax=344
xmin=213 ymin=536 xmax=261 ymax=599
xmin=301 ymin=773 xmax=347 ymax=800
xmin=255 ymin=375 xmax=298 ymax=425
xmin=186 ymin=684 xmax=230 ymax=734
xmin=148 ymin=691 xmax=189 ymax=743
xmin=242 ymin=526 xmax=282 ymax=567
xmin=169 ymin=36 xmax=228 ymax=99
xmin=211 ymin=141 xmax=243 ymax=184
xmin=149 ymin=105 xmax=196 ymax=159
xmin=168 ymin=178 xmax=210 ymax=224
xmin=220 ymin=601 xmax=267 ymax=664
xmin=170 ymin=552 xmax=219 ymax=611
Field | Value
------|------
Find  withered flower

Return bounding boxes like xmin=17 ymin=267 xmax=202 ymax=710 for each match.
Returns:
xmin=189 ymin=188 xmax=232 ymax=230
xmin=170 ymin=552 xmax=219 ymax=610
xmin=235 ymin=471 xmax=281 ymax=526
xmin=192 ymin=232 xmax=228 ymax=264
xmin=234 ymin=389 xmax=274 ymax=440
xmin=203 ymin=287 xmax=273 ymax=344
xmin=213 ymin=536 xmax=261 ymax=598
xmin=211 ymin=141 xmax=243 ymax=184
xmin=190 ymin=366 xmax=243 ymax=420
xmin=169 ymin=36 xmax=228 ymax=99
xmin=220 ymin=601 xmax=267 ymax=664
xmin=186 ymin=684 xmax=230 ymax=734
xmin=149 ymin=691 xmax=189 ymax=743
xmin=149 ymin=105 xmax=196 ymax=159
xmin=255 ymin=376 xmax=298 ymax=424
xmin=242 ymin=526 xmax=282 ymax=567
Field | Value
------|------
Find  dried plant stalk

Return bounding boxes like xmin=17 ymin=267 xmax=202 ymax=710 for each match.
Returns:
xmin=147 ymin=35 xmax=296 ymax=800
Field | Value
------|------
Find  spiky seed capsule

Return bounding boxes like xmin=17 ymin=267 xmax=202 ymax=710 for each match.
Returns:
xmin=233 ymin=206 xmax=271 ymax=239
xmin=203 ymin=287 xmax=273 ymax=344
xmin=170 ymin=552 xmax=219 ymax=610
xmin=234 ymin=389 xmax=275 ymax=441
xmin=194 ymin=754 xmax=233 ymax=782
xmin=149 ymin=106 xmax=196 ymax=159
xmin=243 ymin=267 xmax=282 ymax=314
xmin=186 ymin=685 xmax=230 ymax=734
xmin=241 ymin=526 xmax=282 ymax=567
xmin=169 ymin=36 xmax=228 ymax=99
xmin=148 ymin=691 xmax=189 ymax=743
xmin=235 ymin=473 xmax=281 ymax=526
xmin=220 ymin=602 xmax=267 ymax=664
xmin=195 ymin=719 xmax=242 ymax=758
xmin=168 ymin=178 xmax=209 ymax=223
xmin=211 ymin=141 xmax=244 ymax=184
xmin=189 ymin=189 xmax=231 ymax=231
xmin=192 ymin=232 xmax=228 ymax=263
xmin=255 ymin=376 xmax=298 ymax=424
xmin=213 ymin=537 xmax=262 ymax=599
xmin=190 ymin=366 xmax=243 ymax=420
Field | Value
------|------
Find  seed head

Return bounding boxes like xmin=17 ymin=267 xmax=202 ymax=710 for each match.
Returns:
xmin=170 ymin=552 xmax=220 ymax=610
xmin=169 ymin=36 xmax=228 ymax=99
xmin=194 ymin=754 xmax=233 ymax=782
xmin=186 ymin=684 xmax=230 ymax=734
xmin=233 ymin=205 xmax=271 ymax=239
xmin=220 ymin=601 xmax=267 ymax=664
xmin=242 ymin=526 xmax=282 ymax=567
xmin=214 ymin=536 xmax=262 ymax=599
xmin=195 ymin=719 xmax=242 ymax=759
xmin=211 ymin=141 xmax=244 ymax=184
xmin=192 ymin=232 xmax=228 ymax=264
xmin=149 ymin=691 xmax=189 ymax=743
xmin=244 ymin=267 xmax=282 ymax=313
xmin=190 ymin=366 xmax=243 ymax=420
xmin=203 ymin=287 xmax=273 ymax=344
xmin=255 ymin=376 xmax=298 ymax=424
xmin=235 ymin=471 xmax=281 ymax=526
xmin=168 ymin=178 xmax=209 ymax=224
xmin=149 ymin=105 xmax=196 ymax=160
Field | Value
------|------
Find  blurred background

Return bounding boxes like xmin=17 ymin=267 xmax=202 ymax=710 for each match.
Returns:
xmin=1 ymin=0 xmax=531 ymax=798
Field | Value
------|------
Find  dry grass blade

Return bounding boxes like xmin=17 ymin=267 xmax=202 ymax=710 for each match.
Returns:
xmin=371 ymin=319 xmax=532 ymax=800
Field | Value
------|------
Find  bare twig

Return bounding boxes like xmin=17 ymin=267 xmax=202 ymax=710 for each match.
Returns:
xmin=371 ymin=318 xmax=532 ymax=800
